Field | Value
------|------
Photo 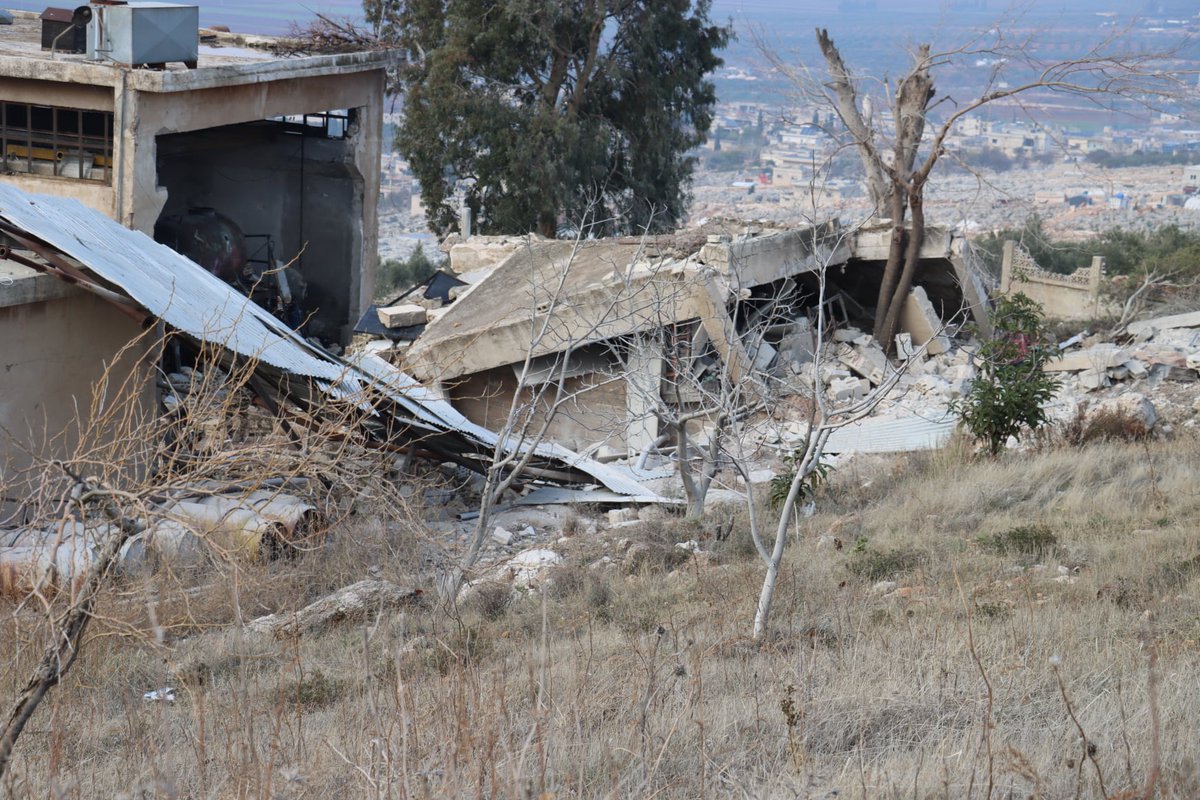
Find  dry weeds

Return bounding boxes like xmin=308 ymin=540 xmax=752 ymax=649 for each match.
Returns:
xmin=5 ymin=435 xmax=1200 ymax=798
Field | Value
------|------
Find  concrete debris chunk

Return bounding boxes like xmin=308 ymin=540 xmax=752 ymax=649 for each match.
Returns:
xmin=506 ymin=548 xmax=563 ymax=588
xmin=491 ymin=526 xmax=514 ymax=546
xmin=1078 ymin=368 xmax=1109 ymax=391
xmin=1123 ymin=359 xmax=1148 ymax=379
xmin=895 ymin=332 xmax=920 ymax=361
xmin=1126 ymin=310 xmax=1200 ymax=339
xmin=830 ymin=376 xmax=867 ymax=402
xmin=247 ymin=580 xmax=422 ymax=637
xmin=1045 ymin=345 xmax=1128 ymax=373
xmin=839 ymin=341 xmax=888 ymax=385
xmin=832 ymin=327 xmax=864 ymax=343
xmin=607 ymin=507 xmax=639 ymax=526
xmin=376 ymin=303 xmax=428 ymax=328
xmin=899 ymin=286 xmax=950 ymax=355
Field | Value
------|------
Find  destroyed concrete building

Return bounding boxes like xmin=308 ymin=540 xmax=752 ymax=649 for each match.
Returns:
xmin=397 ymin=224 xmax=991 ymax=458
xmin=0 ymin=6 xmax=392 ymax=491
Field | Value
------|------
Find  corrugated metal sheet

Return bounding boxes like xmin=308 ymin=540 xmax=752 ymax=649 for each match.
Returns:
xmin=824 ymin=410 xmax=957 ymax=454
xmin=0 ymin=185 xmax=353 ymax=388
xmin=0 ymin=186 xmax=660 ymax=500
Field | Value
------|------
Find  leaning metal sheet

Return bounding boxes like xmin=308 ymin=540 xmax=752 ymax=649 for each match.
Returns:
xmin=0 ymin=188 xmax=657 ymax=500
xmin=0 ymin=186 xmax=353 ymax=387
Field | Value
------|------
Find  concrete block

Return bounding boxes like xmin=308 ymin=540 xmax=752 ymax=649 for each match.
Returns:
xmin=944 ymin=363 xmax=975 ymax=383
xmin=899 ymin=286 xmax=950 ymax=355
xmin=830 ymin=376 xmax=868 ymax=402
xmin=839 ymin=341 xmax=888 ymax=385
xmin=782 ymin=420 xmax=810 ymax=443
xmin=1078 ymin=368 xmax=1109 ymax=391
xmin=914 ymin=375 xmax=951 ymax=397
xmin=895 ymin=332 xmax=919 ymax=361
xmin=1123 ymin=359 xmax=1148 ymax=378
xmin=377 ymin=303 xmax=427 ymax=328
xmin=833 ymin=327 xmax=864 ymax=343
xmin=819 ymin=365 xmax=852 ymax=385
xmin=1046 ymin=345 xmax=1128 ymax=373
xmin=851 ymin=333 xmax=876 ymax=348
xmin=751 ymin=339 xmax=777 ymax=371
xmin=607 ymin=508 xmax=639 ymax=526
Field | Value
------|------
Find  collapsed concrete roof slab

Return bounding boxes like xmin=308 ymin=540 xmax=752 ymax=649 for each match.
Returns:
xmin=405 ymin=223 xmax=854 ymax=384
xmin=853 ymin=224 xmax=992 ymax=338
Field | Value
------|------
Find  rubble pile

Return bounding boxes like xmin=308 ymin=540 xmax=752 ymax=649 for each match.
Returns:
xmin=757 ymin=306 xmax=1200 ymax=460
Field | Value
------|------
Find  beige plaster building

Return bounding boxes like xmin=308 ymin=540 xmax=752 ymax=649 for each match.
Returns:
xmin=0 ymin=6 xmax=393 ymax=501
xmin=0 ymin=8 xmax=392 ymax=341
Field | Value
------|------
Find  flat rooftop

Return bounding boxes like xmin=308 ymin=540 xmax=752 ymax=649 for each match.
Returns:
xmin=0 ymin=257 xmax=73 ymax=308
xmin=0 ymin=11 xmax=395 ymax=91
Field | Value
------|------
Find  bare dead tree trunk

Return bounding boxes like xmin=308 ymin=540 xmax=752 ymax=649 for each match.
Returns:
xmin=815 ymin=28 xmax=891 ymax=213
xmin=879 ymin=187 xmax=927 ymax=347
xmin=873 ymin=189 xmax=909 ymax=341
xmin=815 ymin=29 xmax=936 ymax=353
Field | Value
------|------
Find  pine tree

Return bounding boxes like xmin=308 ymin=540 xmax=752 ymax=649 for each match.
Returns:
xmin=377 ymin=1 xmax=729 ymax=237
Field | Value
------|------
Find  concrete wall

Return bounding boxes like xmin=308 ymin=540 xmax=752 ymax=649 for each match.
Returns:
xmin=449 ymin=367 xmax=629 ymax=454
xmin=0 ymin=173 xmax=113 ymax=215
xmin=0 ymin=278 xmax=157 ymax=519
xmin=999 ymin=241 xmax=1109 ymax=320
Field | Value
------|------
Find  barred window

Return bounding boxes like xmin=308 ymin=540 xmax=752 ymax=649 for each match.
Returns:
xmin=1 ymin=102 xmax=114 ymax=183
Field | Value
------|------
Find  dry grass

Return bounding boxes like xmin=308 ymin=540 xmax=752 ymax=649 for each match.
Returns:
xmin=5 ymin=435 xmax=1200 ymax=798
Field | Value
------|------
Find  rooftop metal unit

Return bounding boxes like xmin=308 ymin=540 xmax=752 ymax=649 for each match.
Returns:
xmin=87 ymin=2 xmax=198 ymax=67
xmin=40 ymin=7 xmax=87 ymax=53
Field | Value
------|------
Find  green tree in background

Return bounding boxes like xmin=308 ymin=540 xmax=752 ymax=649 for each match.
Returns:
xmin=374 ymin=0 xmax=729 ymax=238
xmin=378 ymin=243 xmax=438 ymax=295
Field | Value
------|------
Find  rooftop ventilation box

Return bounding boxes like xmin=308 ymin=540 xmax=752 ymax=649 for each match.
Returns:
xmin=88 ymin=2 xmax=199 ymax=66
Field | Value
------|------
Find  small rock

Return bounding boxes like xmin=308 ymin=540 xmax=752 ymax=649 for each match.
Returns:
xmin=491 ymin=526 xmax=514 ymax=546
xmin=507 ymin=549 xmax=563 ymax=588
xmin=624 ymin=542 xmax=653 ymax=571
xmin=607 ymin=508 xmax=638 ymax=526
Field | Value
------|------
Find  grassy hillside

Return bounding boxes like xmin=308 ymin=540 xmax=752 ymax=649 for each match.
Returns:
xmin=4 ymin=434 xmax=1200 ymax=798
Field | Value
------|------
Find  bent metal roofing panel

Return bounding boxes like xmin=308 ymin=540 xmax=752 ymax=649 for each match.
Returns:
xmin=0 ymin=185 xmax=660 ymax=500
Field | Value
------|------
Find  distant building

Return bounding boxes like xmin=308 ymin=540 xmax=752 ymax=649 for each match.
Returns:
xmin=1183 ymin=164 xmax=1200 ymax=194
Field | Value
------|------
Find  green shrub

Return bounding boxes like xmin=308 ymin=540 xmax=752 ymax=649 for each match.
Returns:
xmin=847 ymin=546 xmax=925 ymax=582
xmin=980 ymin=525 xmax=1058 ymax=559
xmin=952 ymin=293 xmax=1061 ymax=455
